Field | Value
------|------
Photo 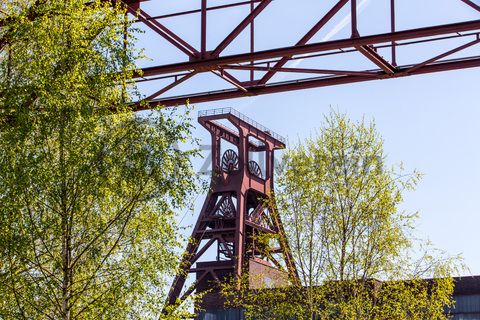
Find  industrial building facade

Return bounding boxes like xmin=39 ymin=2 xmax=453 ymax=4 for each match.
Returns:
xmin=199 ymin=276 xmax=480 ymax=319
xmin=451 ymin=276 xmax=480 ymax=320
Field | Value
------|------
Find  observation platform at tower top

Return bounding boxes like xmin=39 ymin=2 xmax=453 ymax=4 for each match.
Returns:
xmin=198 ymin=107 xmax=286 ymax=145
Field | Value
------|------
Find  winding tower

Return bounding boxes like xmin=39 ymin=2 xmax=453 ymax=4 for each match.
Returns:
xmin=165 ymin=108 xmax=298 ymax=314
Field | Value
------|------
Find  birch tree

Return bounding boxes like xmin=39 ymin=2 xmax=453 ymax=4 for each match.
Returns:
xmin=0 ymin=1 xmax=198 ymax=319
xmin=222 ymin=112 xmax=457 ymax=320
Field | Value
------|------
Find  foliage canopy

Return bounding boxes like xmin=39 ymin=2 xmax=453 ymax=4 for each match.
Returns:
xmin=222 ymin=112 xmax=457 ymax=320
xmin=0 ymin=1 xmax=198 ymax=319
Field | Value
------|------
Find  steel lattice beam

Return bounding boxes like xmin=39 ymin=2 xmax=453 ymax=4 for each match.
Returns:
xmin=125 ymin=0 xmax=480 ymax=108
xmin=147 ymin=57 xmax=480 ymax=107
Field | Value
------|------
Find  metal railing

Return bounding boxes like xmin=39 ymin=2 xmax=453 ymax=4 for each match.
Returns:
xmin=198 ymin=107 xmax=286 ymax=144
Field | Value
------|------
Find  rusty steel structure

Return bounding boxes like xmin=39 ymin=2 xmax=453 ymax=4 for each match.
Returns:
xmin=123 ymin=0 xmax=480 ymax=108
xmin=163 ymin=108 xmax=298 ymax=314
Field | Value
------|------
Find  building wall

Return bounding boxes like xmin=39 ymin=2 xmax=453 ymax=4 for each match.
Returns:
xmin=198 ymin=277 xmax=480 ymax=320
xmin=248 ymin=258 xmax=289 ymax=289
xmin=451 ymin=294 xmax=480 ymax=319
xmin=198 ymin=309 xmax=244 ymax=320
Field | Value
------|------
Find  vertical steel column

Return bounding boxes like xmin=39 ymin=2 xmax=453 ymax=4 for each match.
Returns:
xmin=234 ymin=191 xmax=246 ymax=278
xmin=391 ymin=0 xmax=397 ymax=66
xmin=351 ymin=0 xmax=359 ymax=37
xmin=233 ymin=128 xmax=246 ymax=278
xmin=212 ymin=134 xmax=221 ymax=173
xmin=201 ymin=0 xmax=207 ymax=57
xmin=250 ymin=1 xmax=255 ymax=82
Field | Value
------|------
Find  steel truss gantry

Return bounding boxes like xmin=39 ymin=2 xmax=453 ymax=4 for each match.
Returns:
xmin=125 ymin=0 xmax=480 ymax=108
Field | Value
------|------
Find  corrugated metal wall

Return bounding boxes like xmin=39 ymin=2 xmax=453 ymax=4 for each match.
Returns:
xmin=198 ymin=294 xmax=480 ymax=320
xmin=198 ymin=309 xmax=244 ymax=320
xmin=451 ymin=294 xmax=480 ymax=320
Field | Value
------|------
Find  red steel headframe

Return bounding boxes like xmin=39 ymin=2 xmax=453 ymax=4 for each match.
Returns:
xmin=162 ymin=108 xmax=298 ymax=317
xmin=124 ymin=1 xmax=480 ymax=107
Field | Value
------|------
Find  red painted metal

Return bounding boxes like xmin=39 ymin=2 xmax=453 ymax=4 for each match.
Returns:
xmin=250 ymin=1 xmax=255 ymax=82
xmin=407 ymin=38 xmax=480 ymax=73
xmin=461 ymin=0 xmax=480 ymax=12
xmin=258 ymin=0 xmax=349 ymax=85
xmin=201 ymin=0 xmax=207 ymax=57
xmin=145 ymin=71 xmax=197 ymax=100
xmin=134 ymin=0 xmax=262 ymax=21
xmin=147 ymin=57 xmax=480 ymax=107
xmin=356 ymin=45 xmax=396 ymax=74
xmin=390 ymin=0 xmax=397 ymax=66
xmin=211 ymin=0 xmax=272 ymax=57
xmin=223 ymin=65 xmax=378 ymax=77
xmin=136 ymin=19 xmax=480 ymax=77
xmin=123 ymin=0 xmax=480 ymax=108
xmin=211 ymin=69 xmax=248 ymax=92
xmin=127 ymin=6 xmax=199 ymax=57
xmin=351 ymin=0 xmax=359 ymax=38
xmin=163 ymin=108 xmax=299 ymax=315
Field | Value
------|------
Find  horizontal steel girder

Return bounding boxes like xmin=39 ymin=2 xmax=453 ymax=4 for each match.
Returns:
xmin=144 ymin=57 xmax=480 ymax=108
xmin=136 ymin=20 xmax=480 ymax=78
xmin=125 ymin=0 xmax=480 ymax=108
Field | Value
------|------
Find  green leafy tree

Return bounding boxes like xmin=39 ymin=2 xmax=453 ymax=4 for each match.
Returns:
xmin=222 ymin=111 xmax=458 ymax=320
xmin=0 ymin=1 xmax=198 ymax=319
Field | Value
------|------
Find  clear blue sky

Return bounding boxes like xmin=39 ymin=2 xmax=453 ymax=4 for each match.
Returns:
xmin=134 ymin=0 xmax=480 ymax=275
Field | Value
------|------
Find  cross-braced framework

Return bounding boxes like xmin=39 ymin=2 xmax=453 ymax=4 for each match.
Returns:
xmin=163 ymin=108 xmax=298 ymax=315
xmin=125 ymin=0 xmax=480 ymax=108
